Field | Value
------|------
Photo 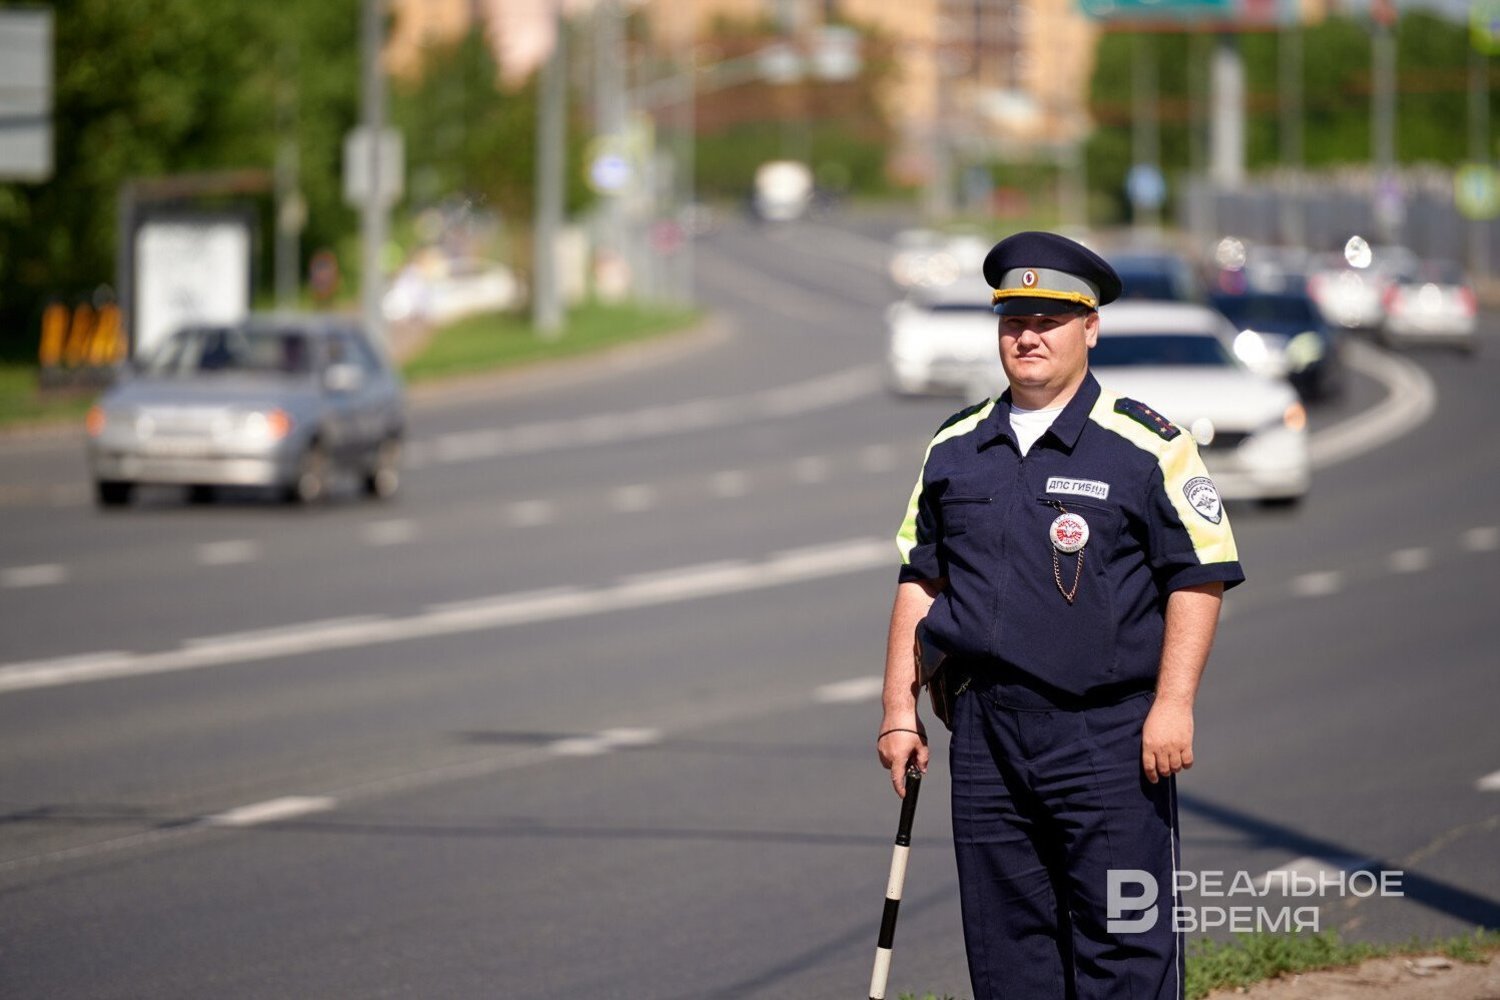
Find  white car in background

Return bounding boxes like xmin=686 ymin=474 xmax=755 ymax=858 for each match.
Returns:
xmin=1381 ymin=259 xmax=1479 ymax=352
xmin=1090 ymin=301 xmax=1310 ymax=506
xmin=885 ymin=274 xmax=1002 ymax=396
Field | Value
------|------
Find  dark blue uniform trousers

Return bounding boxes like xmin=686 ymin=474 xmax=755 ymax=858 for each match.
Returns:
xmin=951 ymin=678 xmax=1181 ymax=1000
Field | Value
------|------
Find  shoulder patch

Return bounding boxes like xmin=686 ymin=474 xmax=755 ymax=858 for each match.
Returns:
xmin=1114 ymin=397 xmax=1181 ymax=441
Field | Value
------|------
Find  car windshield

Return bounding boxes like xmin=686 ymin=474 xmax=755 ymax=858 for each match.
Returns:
xmin=144 ymin=327 xmax=313 ymax=377
xmin=1092 ymin=334 xmax=1235 ymax=368
xmin=1213 ymin=294 xmax=1320 ymax=332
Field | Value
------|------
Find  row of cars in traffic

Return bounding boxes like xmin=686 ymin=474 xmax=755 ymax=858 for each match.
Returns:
xmin=885 ymin=231 xmax=1482 ymax=508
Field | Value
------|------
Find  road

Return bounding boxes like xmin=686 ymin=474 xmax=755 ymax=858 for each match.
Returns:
xmin=1 ymin=216 xmax=1497 ymax=999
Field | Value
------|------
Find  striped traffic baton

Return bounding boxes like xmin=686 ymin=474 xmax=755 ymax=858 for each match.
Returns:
xmin=868 ymin=763 xmax=923 ymax=1000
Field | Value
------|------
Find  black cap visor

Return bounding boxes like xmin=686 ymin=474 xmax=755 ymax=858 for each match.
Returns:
xmin=992 ymin=296 xmax=1094 ymax=317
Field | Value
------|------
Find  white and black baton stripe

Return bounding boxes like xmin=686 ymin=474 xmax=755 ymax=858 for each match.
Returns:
xmin=869 ymin=763 xmax=923 ymax=1000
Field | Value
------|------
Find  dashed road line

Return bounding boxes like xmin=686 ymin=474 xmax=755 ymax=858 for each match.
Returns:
xmin=1290 ymin=571 xmax=1344 ymax=597
xmin=711 ymin=470 xmax=750 ymax=498
xmin=1 ymin=563 xmax=69 ymax=588
xmin=610 ymin=484 xmax=657 ymax=512
xmin=203 ymin=796 xmax=336 ymax=828
xmin=196 ymin=540 xmax=261 ymax=566
xmin=814 ymin=677 xmax=885 ymax=704
xmin=1388 ymin=547 xmax=1431 ymax=574
xmin=792 ymin=456 xmax=830 ymax=484
xmin=361 ymin=519 xmax=418 ymax=546
xmin=505 ymin=499 xmax=557 ymax=527
xmin=1463 ymin=526 xmax=1499 ymax=553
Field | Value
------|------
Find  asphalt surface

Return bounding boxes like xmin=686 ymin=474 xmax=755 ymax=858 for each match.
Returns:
xmin=1 ymin=216 xmax=1497 ymax=999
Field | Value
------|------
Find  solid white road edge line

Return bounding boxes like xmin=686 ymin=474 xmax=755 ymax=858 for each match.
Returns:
xmin=0 ymin=537 xmax=894 ymax=696
xmin=1308 ymin=340 xmax=1436 ymax=468
xmin=1476 ymin=770 xmax=1500 ymax=792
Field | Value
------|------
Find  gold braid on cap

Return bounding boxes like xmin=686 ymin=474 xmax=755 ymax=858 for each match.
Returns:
xmin=991 ymin=287 xmax=1099 ymax=309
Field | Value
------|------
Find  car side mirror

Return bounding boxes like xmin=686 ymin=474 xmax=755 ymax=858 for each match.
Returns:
xmin=324 ymin=362 xmax=364 ymax=394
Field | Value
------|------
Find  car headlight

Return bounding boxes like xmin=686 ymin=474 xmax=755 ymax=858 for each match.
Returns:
xmin=240 ymin=408 xmax=293 ymax=446
xmin=86 ymin=405 xmax=107 ymax=437
xmin=1284 ymin=332 xmax=1325 ymax=372
xmin=1233 ymin=329 xmax=1270 ymax=366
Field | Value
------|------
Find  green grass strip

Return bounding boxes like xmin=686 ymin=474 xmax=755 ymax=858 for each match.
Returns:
xmin=896 ymin=929 xmax=1498 ymax=1000
xmin=400 ymin=300 xmax=701 ymax=383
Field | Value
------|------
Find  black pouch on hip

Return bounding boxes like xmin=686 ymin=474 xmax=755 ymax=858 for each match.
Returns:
xmin=915 ymin=619 xmax=959 ymax=731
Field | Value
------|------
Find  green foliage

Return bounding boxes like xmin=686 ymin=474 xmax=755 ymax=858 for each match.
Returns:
xmin=1085 ymin=12 xmax=1491 ymax=223
xmin=0 ymin=0 xmax=361 ymax=359
xmin=390 ymin=27 xmax=591 ymax=233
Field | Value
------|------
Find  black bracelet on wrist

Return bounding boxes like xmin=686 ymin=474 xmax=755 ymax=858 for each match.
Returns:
xmin=877 ymin=727 xmax=924 ymax=742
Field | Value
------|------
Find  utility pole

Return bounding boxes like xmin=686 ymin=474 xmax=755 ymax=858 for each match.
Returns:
xmin=1370 ymin=2 xmax=1400 ymax=243
xmin=359 ymin=0 xmax=389 ymax=349
xmin=533 ymin=2 xmax=566 ymax=337
xmin=1469 ymin=42 xmax=1491 ymax=279
xmin=275 ymin=38 xmax=303 ymax=311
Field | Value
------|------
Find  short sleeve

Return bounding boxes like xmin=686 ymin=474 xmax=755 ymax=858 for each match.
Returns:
xmin=896 ymin=471 xmax=942 ymax=583
xmin=1145 ymin=435 xmax=1245 ymax=592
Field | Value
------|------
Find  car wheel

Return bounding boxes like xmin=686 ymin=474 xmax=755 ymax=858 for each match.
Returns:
xmin=284 ymin=442 xmax=328 ymax=505
xmin=95 ymin=480 xmax=134 ymax=508
xmin=187 ymin=484 xmax=216 ymax=505
xmin=362 ymin=436 xmax=401 ymax=500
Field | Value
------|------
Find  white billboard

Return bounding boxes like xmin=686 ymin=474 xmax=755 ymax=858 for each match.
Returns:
xmin=133 ymin=217 xmax=253 ymax=359
xmin=0 ymin=9 xmax=54 ymax=181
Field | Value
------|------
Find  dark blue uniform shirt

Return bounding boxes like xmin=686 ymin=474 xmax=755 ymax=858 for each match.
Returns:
xmin=898 ymin=373 xmax=1245 ymax=698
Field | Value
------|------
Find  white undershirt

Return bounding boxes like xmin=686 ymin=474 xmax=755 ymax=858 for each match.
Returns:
xmin=1009 ymin=403 xmax=1065 ymax=456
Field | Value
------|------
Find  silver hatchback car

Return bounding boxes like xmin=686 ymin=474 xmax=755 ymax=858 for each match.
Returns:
xmin=86 ymin=315 xmax=405 ymax=507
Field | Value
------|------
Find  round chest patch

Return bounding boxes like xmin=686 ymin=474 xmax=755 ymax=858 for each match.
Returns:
xmin=1022 ymin=269 xmax=1038 ymax=288
xmin=1050 ymin=512 xmax=1090 ymax=554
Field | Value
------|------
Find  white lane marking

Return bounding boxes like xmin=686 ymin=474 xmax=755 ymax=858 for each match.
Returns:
xmin=548 ymin=727 xmax=662 ymax=758
xmin=505 ymin=499 xmax=557 ymax=527
xmin=610 ymin=484 xmax=657 ymax=512
xmin=196 ymin=540 xmax=261 ymax=566
xmin=407 ymin=364 xmax=882 ymax=470
xmin=1256 ymin=855 xmax=1377 ymax=894
xmin=1290 ymin=571 xmax=1343 ymax=597
xmin=1463 ymin=526 xmax=1499 ymax=553
xmin=793 ymin=456 xmax=830 ymax=484
xmin=0 ymin=537 xmax=894 ymax=696
xmin=815 ymin=677 xmax=885 ymax=704
xmin=1388 ymin=547 xmax=1431 ymax=574
xmin=1309 ymin=340 xmax=1436 ymax=468
xmin=2 ymin=563 xmax=69 ymax=588
xmin=859 ymin=444 xmax=898 ymax=473
xmin=362 ymin=519 xmax=418 ymax=546
xmin=203 ymin=796 xmax=336 ymax=827
xmin=711 ymin=470 xmax=751 ymax=498
xmin=183 ymin=616 xmax=386 ymax=650
xmin=1476 ymin=770 xmax=1500 ymax=792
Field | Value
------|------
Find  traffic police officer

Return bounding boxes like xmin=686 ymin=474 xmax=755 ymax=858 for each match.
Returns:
xmin=877 ymin=231 xmax=1245 ymax=1000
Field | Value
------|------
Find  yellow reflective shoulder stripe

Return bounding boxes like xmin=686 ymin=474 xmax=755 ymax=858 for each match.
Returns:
xmin=1090 ymin=395 xmax=1239 ymax=565
xmin=897 ymin=400 xmax=996 ymax=564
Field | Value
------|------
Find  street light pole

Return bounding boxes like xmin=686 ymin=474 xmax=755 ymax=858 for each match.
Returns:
xmin=532 ymin=2 xmax=566 ymax=337
xmin=359 ymin=0 xmax=389 ymax=350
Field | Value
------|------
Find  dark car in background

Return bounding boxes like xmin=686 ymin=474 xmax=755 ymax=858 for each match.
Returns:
xmin=1107 ymin=250 xmax=1207 ymax=304
xmin=1211 ymin=289 xmax=1344 ymax=401
xmin=86 ymin=315 xmax=405 ymax=507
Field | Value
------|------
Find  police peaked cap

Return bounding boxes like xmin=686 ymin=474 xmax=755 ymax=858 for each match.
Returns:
xmin=983 ymin=231 xmax=1123 ymax=316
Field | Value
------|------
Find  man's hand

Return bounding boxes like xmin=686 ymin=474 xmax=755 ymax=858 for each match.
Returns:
xmin=1141 ymin=698 xmax=1193 ymax=784
xmin=877 ymin=725 xmax=929 ymax=798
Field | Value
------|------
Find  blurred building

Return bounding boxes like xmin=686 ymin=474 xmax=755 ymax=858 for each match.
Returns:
xmin=387 ymin=0 xmax=1101 ymax=181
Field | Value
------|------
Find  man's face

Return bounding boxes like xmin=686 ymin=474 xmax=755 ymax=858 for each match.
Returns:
xmin=998 ymin=309 xmax=1099 ymax=396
